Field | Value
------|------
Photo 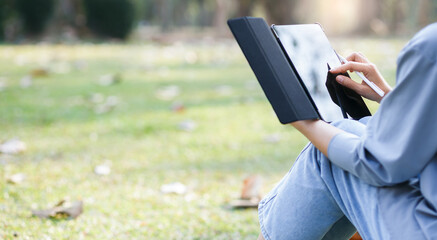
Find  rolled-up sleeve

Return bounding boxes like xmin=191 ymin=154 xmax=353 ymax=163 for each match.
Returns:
xmin=327 ymin=27 xmax=437 ymax=186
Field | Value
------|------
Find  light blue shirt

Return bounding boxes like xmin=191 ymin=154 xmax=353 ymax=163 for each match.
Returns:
xmin=328 ymin=23 xmax=437 ymax=238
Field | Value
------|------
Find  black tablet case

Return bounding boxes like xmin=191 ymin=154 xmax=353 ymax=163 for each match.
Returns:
xmin=228 ymin=17 xmax=371 ymax=124
xmin=227 ymin=17 xmax=319 ymax=124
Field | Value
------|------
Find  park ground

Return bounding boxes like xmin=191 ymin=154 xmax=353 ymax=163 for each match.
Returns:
xmin=0 ymin=37 xmax=406 ymax=239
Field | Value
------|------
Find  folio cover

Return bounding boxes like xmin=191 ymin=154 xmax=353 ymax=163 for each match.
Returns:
xmin=326 ymin=65 xmax=371 ymax=120
xmin=227 ymin=17 xmax=319 ymax=124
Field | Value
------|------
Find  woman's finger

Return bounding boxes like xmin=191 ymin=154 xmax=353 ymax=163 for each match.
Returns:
xmin=346 ymin=52 xmax=369 ymax=63
xmin=336 ymin=75 xmax=365 ymax=94
xmin=330 ymin=62 xmax=372 ymax=74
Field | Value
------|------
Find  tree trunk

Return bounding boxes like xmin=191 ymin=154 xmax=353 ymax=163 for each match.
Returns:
xmin=160 ymin=0 xmax=173 ymax=31
xmin=356 ymin=0 xmax=382 ymax=34
xmin=197 ymin=0 xmax=209 ymax=27
xmin=174 ymin=0 xmax=189 ymax=27
xmin=237 ymin=0 xmax=257 ymax=17
xmin=213 ymin=0 xmax=228 ymax=35
xmin=262 ymin=0 xmax=298 ymax=25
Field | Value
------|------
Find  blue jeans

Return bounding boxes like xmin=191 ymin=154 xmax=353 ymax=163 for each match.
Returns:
xmin=258 ymin=119 xmax=391 ymax=240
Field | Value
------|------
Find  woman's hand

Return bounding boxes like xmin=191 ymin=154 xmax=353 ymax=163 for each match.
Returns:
xmin=330 ymin=52 xmax=392 ymax=103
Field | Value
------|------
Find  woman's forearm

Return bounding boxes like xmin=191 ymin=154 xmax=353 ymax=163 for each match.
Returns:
xmin=290 ymin=120 xmax=344 ymax=157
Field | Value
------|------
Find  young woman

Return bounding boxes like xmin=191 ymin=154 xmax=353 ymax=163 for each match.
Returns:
xmin=258 ymin=23 xmax=437 ymax=240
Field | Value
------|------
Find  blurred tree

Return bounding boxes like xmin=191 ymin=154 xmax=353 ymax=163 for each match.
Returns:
xmin=50 ymin=0 xmax=87 ymax=38
xmin=213 ymin=0 xmax=233 ymax=35
xmin=16 ymin=0 xmax=55 ymax=35
xmin=0 ymin=0 xmax=5 ymax=40
xmin=83 ymin=0 xmax=135 ymax=39
xmin=174 ymin=0 xmax=190 ymax=26
xmin=356 ymin=0 xmax=383 ymax=34
xmin=262 ymin=0 xmax=298 ymax=24
xmin=237 ymin=0 xmax=258 ymax=17
xmin=158 ymin=0 xmax=173 ymax=31
xmin=197 ymin=0 xmax=209 ymax=27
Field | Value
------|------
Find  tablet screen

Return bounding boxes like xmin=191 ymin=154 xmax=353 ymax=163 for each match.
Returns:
xmin=272 ymin=24 xmax=344 ymax=122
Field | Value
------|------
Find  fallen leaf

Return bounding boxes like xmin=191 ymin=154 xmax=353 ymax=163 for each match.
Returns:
xmin=32 ymin=200 xmax=83 ymax=219
xmin=6 ymin=173 xmax=26 ymax=184
xmin=73 ymin=60 xmax=88 ymax=71
xmin=0 ymin=77 xmax=7 ymax=91
xmin=184 ymin=51 xmax=198 ymax=64
xmin=94 ymin=165 xmax=111 ymax=175
xmin=90 ymin=93 xmax=105 ymax=104
xmin=98 ymin=74 xmax=122 ymax=86
xmin=178 ymin=120 xmax=197 ymax=132
xmin=20 ymin=75 xmax=33 ymax=88
xmin=155 ymin=85 xmax=180 ymax=101
xmin=228 ymin=198 xmax=259 ymax=209
xmin=94 ymin=96 xmax=119 ymax=114
xmin=51 ymin=62 xmax=72 ymax=74
xmin=30 ymin=68 xmax=49 ymax=77
xmin=171 ymin=101 xmax=185 ymax=113
xmin=105 ymin=96 xmax=119 ymax=107
xmin=160 ymin=182 xmax=187 ymax=195
xmin=14 ymin=55 xmax=28 ymax=66
xmin=241 ymin=175 xmax=262 ymax=200
xmin=215 ymin=85 xmax=233 ymax=96
xmin=229 ymin=175 xmax=263 ymax=209
xmin=0 ymin=139 xmax=27 ymax=154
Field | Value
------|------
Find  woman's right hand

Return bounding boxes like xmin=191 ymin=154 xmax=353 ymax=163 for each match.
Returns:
xmin=330 ymin=52 xmax=392 ymax=103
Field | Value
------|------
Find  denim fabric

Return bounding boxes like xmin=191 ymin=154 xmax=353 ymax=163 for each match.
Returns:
xmin=258 ymin=119 xmax=391 ymax=240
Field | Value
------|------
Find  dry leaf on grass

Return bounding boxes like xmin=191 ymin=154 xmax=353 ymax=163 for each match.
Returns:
xmin=0 ymin=77 xmax=7 ymax=91
xmin=240 ymin=175 xmax=262 ymax=200
xmin=228 ymin=199 xmax=259 ymax=209
xmin=171 ymin=101 xmax=185 ymax=113
xmin=98 ymin=74 xmax=122 ymax=86
xmin=94 ymin=165 xmax=111 ymax=175
xmin=184 ymin=51 xmax=198 ymax=64
xmin=160 ymin=182 xmax=187 ymax=195
xmin=20 ymin=75 xmax=33 ymax=88
xmin=229 ymin=175 xmax=263 ymax=209
xmin=0 ymin=139 xmax=27 ymax=154
xmin=178 ymin=120 xmax=197 ymax=132
xmin=73 ymin=60 xmax=88 ymax=71
xmin=94 ymin=96 xmax=119 ymax=114
xmin=215 ymin=85 xmax=233 ymax=96
xmin=6 ymin=173 xmax=26 ymax=184
xmin=155 ymin=85 xmax=180 ymax=101
xmin=30 ymin=68 xmax=49 ymax=77
xmin=51 ymin=62 xmax=72 ymax=74
xmin=32 ymin=200 xmax=83 ymax=219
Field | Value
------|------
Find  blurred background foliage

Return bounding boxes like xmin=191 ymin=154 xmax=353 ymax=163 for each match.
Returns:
xmin=0 ymin=0 xmax=436 ymax=42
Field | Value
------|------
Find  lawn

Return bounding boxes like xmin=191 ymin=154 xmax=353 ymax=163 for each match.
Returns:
xmin=0 ymin=37 xmax=406 ymax=239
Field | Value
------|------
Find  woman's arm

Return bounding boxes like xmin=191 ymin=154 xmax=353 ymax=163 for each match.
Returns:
xmin=290 ymin=120 xmax=343 ymax=157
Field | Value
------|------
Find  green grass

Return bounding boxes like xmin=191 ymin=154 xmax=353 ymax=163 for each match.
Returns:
xmin=0 ymin=38 xmax=407 ymax=239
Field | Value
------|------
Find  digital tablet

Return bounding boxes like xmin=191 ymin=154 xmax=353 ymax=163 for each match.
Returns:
xmin=228 ymin=17 xmax=370 ymax=124
xmin=271 ymin=24 xmax=345 ymax=121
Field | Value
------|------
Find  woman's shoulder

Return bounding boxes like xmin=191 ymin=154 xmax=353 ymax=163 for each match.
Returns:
xmin=401 ymin=23 xmax=437 ymax=62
